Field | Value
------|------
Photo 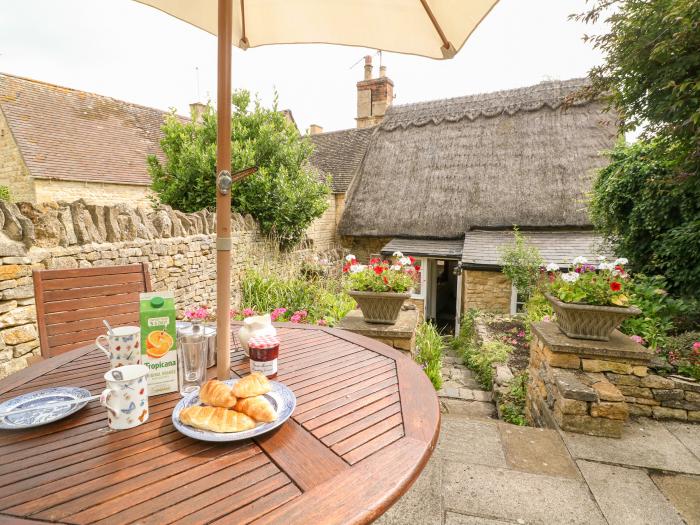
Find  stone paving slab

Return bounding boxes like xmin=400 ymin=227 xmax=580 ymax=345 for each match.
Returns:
xmin=498 ymin=423 xmax=580 ymax=479
xmin=438 ymin=415 xmax=507 ymax=468
xmin=375 ymin=452 xmax=442 ymax=525
xmin=561 ymin=418 xmax=700 ymax=474
xmin=443 ymin=462 xmax=606 ymax=524
xmin=663 ymin=420 xmax=700 ymax=460
xmin=444 ymin=512 xmax=514 ymax=525
xmin=577 ymin=460 xmax=685 ymax=525
xmin=651 ymin=473 xmax=700 ymax=525
xmin=440 ymin=399 xmax=497 ymax=420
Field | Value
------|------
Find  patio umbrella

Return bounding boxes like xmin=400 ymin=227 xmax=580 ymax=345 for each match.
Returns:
xmin=134 ymin=0 xmax=500 ymax=379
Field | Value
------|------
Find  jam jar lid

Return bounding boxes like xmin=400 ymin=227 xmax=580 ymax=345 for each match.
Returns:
xmin=248 ymin=334 xmax=280 ymax=350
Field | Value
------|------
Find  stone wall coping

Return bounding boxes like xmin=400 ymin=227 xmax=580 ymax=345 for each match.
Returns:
xmin=337 ymin=309 xmax=418 ymax=338
xmin=532 ymin=321 xmax=653 ymax=364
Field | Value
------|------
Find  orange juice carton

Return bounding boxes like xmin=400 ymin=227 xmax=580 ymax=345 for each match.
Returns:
xmin=139 ymin=291 xmax=177 ymax=395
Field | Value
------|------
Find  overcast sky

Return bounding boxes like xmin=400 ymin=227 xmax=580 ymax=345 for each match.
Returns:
xmin=0 ymin=0 xmax=606 ymax=133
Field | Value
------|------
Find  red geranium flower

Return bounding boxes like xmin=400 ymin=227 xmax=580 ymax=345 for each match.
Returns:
xmin=382 ymin=276 xmax=388 ymax=285
xmin=409 ymin=256 xmax=415 ymax=264
xmin=342 ymin=264 xmax=350 ymax=273
xmin=414 ymin=265 xmax=421 ymax=272
xmin=374 ymin=266 xmax=384 ymax=275
xmin=610 ymin=281 xmax=621 ymax=292
xmin=369 ymin=257 xmax=380 ymax=265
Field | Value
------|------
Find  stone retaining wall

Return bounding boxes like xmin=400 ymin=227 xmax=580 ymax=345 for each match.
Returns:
xmin=0 ymin=199 xmax=316 ymax=379
xmin=526 ymin=321 xmax=696 ymax=438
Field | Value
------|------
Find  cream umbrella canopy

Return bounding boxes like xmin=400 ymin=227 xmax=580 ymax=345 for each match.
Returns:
xmin=134 ymin=0 xmax=499 ymax=379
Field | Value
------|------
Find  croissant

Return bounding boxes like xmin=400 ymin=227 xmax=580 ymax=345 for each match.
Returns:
xmin=179 ymin=405 xmax=256 ymax=433
xmin=234 ymin=395 xmax=277 ymax=423
xmin=199 ymin=380 xmax=237 ymax=408
xmin=233 ymin=372 xmax=272 ymax=398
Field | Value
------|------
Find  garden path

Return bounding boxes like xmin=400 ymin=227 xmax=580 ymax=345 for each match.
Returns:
xmin=376 ymin=412 xmax=700 ymax=524
xmin=436 ymin=349 xmax=496 ymax=420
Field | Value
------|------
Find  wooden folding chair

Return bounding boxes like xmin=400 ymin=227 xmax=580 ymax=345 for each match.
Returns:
xmin=32 ymin=263 xmax=152 ymax=358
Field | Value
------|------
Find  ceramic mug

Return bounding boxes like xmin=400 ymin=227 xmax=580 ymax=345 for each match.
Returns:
xmin=96 ymin=326 xmax=142 ymax=368
xmin=238 ymin=314 xmax=276 ymax=356
xmin=100 ymin=364 xmax=149 ymax=430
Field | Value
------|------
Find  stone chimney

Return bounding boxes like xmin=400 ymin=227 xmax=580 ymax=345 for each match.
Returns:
xmin=356 ymin=56 xmax=394 ymax=129
xmin=308 ymin=124 xmax=324 ymax=135
xmin=189 ymin=102 xmax=207 ymax=124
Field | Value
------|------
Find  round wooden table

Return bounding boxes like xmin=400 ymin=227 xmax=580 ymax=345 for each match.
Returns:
xmin=0 ymin=323 xmax=439 ymax=524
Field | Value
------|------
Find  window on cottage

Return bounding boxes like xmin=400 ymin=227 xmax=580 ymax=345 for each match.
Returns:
xmin=510 ymin=285 xmax=526 ymax=315
xmin=411 ymin=258 xmax=427 ymax=299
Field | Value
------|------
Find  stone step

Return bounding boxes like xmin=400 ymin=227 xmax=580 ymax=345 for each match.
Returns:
xmin=438 ymin=387 xmax=492 ymax=402
xmin=440 ymin=398 xmax=497 ymax=419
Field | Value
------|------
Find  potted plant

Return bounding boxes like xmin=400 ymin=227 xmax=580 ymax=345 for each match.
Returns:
xmin=544 ymin=257 xmax=641 ymax=341
xmin=343 ymin=251 xmax=420 ymax=324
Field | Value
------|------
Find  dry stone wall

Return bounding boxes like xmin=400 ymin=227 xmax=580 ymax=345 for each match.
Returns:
xmin=0 ymin=199 xmax=314 ymax=379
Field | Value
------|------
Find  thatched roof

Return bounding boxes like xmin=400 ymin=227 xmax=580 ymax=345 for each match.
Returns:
xmin=338 ymin=78 xmax=617 ymax=238
xmin=461 ymin=230 xmax=610 ymax=269
xmin=0 ymin=73 xmax=170 ymax=186
xmin=308 ymin=127 xmax=375 ymax=193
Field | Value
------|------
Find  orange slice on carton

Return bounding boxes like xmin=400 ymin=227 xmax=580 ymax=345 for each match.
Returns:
xmin=146 ymin=330 xmax=173 ymax=358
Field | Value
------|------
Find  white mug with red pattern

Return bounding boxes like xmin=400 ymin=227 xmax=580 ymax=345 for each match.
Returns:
xmin=95 ymin=326 xmax=142 ymax=368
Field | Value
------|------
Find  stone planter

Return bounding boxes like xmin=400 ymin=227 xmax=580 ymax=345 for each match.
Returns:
xmin=348 ymin=290 xmax=410 ymax=325
xmin=545 ymin=293 xmax=641 ymax=342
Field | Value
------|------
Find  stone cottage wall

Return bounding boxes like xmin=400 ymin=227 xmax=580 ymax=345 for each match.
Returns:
xmin=33 ymin=179 xmax=153 ymax=207
xmin=340 ymin=236 xmax=391 ymax=263
xmin=462 ymin=270 xmax=512 ymax=314
xmin=0 ymin=199 xmax=316 ymax=379
xmin=0 ymin=110 xmax=35 ymax=202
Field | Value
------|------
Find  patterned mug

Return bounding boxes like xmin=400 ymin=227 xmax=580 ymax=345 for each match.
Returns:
xmin=100 ymin=364 xmax=150 ymax=430
xmin=95 ymin=326 xmax=142 ymax=368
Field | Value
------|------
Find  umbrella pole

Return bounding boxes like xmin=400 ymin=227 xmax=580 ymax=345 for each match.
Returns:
xmin=215 ymin=0 xmax=233 ymax=380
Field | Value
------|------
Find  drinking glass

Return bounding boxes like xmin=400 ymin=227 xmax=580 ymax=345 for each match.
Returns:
xmin=177 ymin=322 xmax=207 ymax=396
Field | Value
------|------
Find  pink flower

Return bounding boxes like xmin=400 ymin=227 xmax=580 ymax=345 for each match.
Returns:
xmin=542 ymin=315 xmax=551 ymax=322
xmin=317 ymin=319 xmax=328 ymax=326
xmin=630 ymin=335 xmax=646 ymax=346
xmin=270 ymin=307 xmax=287 ymax=321
xmin=229 ymin=309 xmax=238 ymax=318
xmin=517 ymin=330 xmax=525 ymax=338
xmin=693 ymin=342 xmax=700 ymax=351
xmin=242 ymin=308 xmax=256 ymax=318
xmin=290 ymin=310 xmax=308 ymax=324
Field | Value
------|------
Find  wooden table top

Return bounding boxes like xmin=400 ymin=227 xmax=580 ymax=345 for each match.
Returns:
xmin=0 ymin=323 xmax=440 ymax=525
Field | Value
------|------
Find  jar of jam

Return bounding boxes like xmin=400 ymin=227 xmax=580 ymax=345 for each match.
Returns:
xmin=248 ymin=334 xmax=279 ymax=379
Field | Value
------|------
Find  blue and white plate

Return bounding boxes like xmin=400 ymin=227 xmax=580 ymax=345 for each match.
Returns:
xmin=172 ymin=379 xmax=296 ymax=442
xmin=0 ymin=387 xmax=92 ymax=430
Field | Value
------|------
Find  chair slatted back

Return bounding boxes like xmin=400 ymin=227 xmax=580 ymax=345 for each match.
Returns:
xmin=33 ymin=263 xmax=152 ymax=358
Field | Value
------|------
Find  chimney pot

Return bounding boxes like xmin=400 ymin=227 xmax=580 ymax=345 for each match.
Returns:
xmin=308 ymin=124 xmax=324 ymax=135
xmin=379 ymin=65 xmax=387 ymax=78
xmin=363 ymin=55 xmax=373 ymax=80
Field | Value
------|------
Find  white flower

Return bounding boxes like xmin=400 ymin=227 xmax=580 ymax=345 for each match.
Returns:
xmin=399 ymin=257 xmax=411 ymax=266
xmin=546 ymin=262 xmax=560 ymax=272
xmin=561 ymin=272 xmax=580 ymax=283
xmin=390 ymin=264 xmax=402 ymax=271
xmin=572 ymin=256 xmax=588 ymax=265
xmin=598 ymin=262 xmax=615 ymax=271
xmin=345 ymin=254 xmax=356 ymax=262
xmin=349 ymin=264 xmax=365 ymax=274
xmin=597 ymin=255 xmax=607 ymax=261
xmin=613 ymin=258 xmax=628 ymax=266
xmin=392 ymin=251 xmax=404 ymax=258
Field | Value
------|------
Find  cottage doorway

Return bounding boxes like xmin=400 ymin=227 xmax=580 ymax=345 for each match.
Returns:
xmin=427 ymin=259 xmax=459 ymax=334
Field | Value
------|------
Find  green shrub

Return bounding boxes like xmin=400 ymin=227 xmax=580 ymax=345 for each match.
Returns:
xmin=499 ymin=371 xmax=528 ymax=426
xmin=240 ymin=268 xmax=354 ymax=326
xmin=0 ymin=186 xmax=10 ymax=201
xmin=620 ymin=274 xmax=696 ymax=349
xmin=461 ymin=341 xmax=512 ymax=390
xmin=658 ymin=331 xmax=700 ymax=381
xmin=148 ymin=91 xmax=330 ymax=247
xmin=523 ymin=291 xmax=554 ymax=337
xmin=415 ymin=322 xmax=444 ymax=390
xmin=499 ymin=227 xmax=544 ymax=302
